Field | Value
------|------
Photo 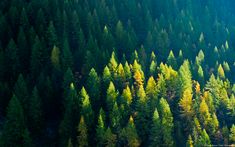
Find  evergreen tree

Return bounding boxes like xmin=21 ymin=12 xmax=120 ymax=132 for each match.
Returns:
xmin=80 ymin=87 xmax=94 ymax=128
xmin=197 ymin=129 xmax=211 ymax=146
xmin=104 ymin=127 xmax=117 ymax=147
xmin=167 ymin=50 xmax=177 ymax=69
xmin=51 ymin=45 xmax=61 ymax=70
xmin=60 ymin=83 xmax=80 ymax=147
xmin=186 ymin=135 xmax=194 ymax=147
xmin=149 ymin=109 xmax=161 ymax=146
xmin=47 ymin=21 xmax=58 ymax=49
xmin=159 ymin=98 xmax=174 ymax=146
xmin=62 ymin=38 xmax=73 ymax=71
xmin=146 ymin=76 xmax=158 ymax=111
xmin=1 ymin=95 xmax=32 ymax=146
xmin=77 ymin=116 xmax=88 ymax=147
xmin=96 ymin=109 xmax=106 ymax=146
xmin=30 ymin=36 xmax=44 ymax=79
xmin=121 ymin=116 xmax=140 ymax=147
xmin=14 ymin=74 xmax=29 ymax=115
xmin=5 ymin=39 xmax=20 ymax=79
xmin=28 ymin=86 xmax=43 ymax=137
xmin=217 ymin=64 xmax=225 ymax=79
xmin=86 ymin=68 xmax=101 ymax=112
xmin=110 ymin=102 xmax=121 ymax=133
xmin=106 ymin=81 xmax=118 ymax=112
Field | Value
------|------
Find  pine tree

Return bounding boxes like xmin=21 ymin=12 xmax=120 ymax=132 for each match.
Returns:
xmin=96 ymin=109 xmax=106 ymax=146
xmin=104 ymin=127 xmax=117 ymax=147
xmin=108 ymin=51 xmax=118 ymax=75
xmin=30 ymin=36 xmax=44 ymax=79
xmin=14 ymin=74 xmax=29 ymax=115
xmin=197 ymin=65 xmax=204 ymax=86
xmin=62 ymin=68 xmax=75 ymax=106
xmin=47 ymin=21 xmax=58 ymax=49
xmin=106 ymin=81 xmax=118 ymax=112
xmin=60 ymin=83 xmax=80 ymax=146
xmin=167 ymin=50 xmax=177 ymax=69
xmin=149 ymin=60 xmax=157 ymax=77
xmin=86 ymin=68 xmax=101 ymax=111
xmin=5 ymin=39 xmax=20 ymax=79
xmin=110 ymin=102 xmax=121 ymax=133
xmin=179 ymin=60 xmax=192 ymax=95
xmin=186 ymin=135 xmax=194 ymax=147
xmin=199 ymin=98 xmax=212 ymax=128
xmin=121 ymin=85 xmax=133 ymax=106
xmin=135 ymin=85 xmax=150 ymax=145
xmin=1 ymin=95 xmax=32 ymax=146
xmin=28 ymin=86 xmax=43 ymax=137
xmin=51 ymin=45 xmax=61 ymax=70
xmin=121 ymin=116 xmax=140 ymax=147
xmin=77 ymin=116 xmax=88 ymax=147
xmin=217 ymin=64 xmax=225 ymax=79
xmin=149 ymin=109 xmax=161 ymax=146
xmin=146 ymin=76 xmax=158 ymax=112
xmin=17 ymin=27 xmax=28 ymax=72
xmin=159 ymin=98 xmax=174 ymax=146
xmin=102 ymin=66 xmax=112 ymax=90
xmin=179 ymin=88 xmax=194 ymax=132
xmin=197 ymin=129 xmax=211 ymax=146
xmin=62 ymin=38 xmax=73 ymax=71
xmin=124 ymin=61 xmax=132 ymax=82
xmin=80 ymin=87 xmax=94 ymax=128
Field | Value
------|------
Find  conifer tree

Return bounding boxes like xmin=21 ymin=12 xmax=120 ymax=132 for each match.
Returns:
xmin=28 ymin=86 xmax=43 ymax=137
xmin=121 ymin=116 xmax=140 ymax=147
xmin=80 ymin=87 xmax=94 ymax=128
xmin=5 ymin=39 xmax=20 ymax=79
xmin=229 ymin=125 xmax=235 ymax=144
xmin=77 ymin=116 xmax=88 ymax=147
xmin=110 ymin=102 xmax=121 ymax=133
xmin=104 ymin=127 xmax=117 ymax=147
xmin=149 ymin=109 xmax=161 ymax=146
xmin=186 ymin=135 xmax=194 ymax=147
xmin=106 ymin=81 xmax=118 ymax=112
xmin=1 ymin=95 xmax=32 ymax=146
xmin=167 ymin=50 xmax=177 ymax=69
xmin=47 ymin=21 xmax=58 ymax=49
xmin=159 ymin=98 xmax=174 ymax=146
xmin=62 ymin=38 xmax=73 ymax=71
xmin=86 ymin=68 xmax=101 ymax=111
xmin=30 ymin=36 xmax=44 ymax=79
xmin=14 ymin=74 xmax=29 ymax=114
xmin=217 ymin=64 xmax=225 ymax=79
xmin=51 ymin=45 xmax=61 ymax=70
xmin=96 ymin=109 xmax=106 ymax=146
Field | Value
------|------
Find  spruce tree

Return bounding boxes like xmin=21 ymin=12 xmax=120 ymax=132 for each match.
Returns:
xmin=77 ymin=116 xmax=88 ymax=147
xmin=1 ymin=95 xmax=32 ymax=146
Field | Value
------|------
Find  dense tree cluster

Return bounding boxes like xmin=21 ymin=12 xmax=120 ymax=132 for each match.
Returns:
xmin=0 ymin=0 xmax=235 ymax=146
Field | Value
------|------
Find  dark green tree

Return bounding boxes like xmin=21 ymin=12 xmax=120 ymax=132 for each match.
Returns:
xmin=1 ymin=95 xmax=32 ymax=146
xmin=28 ymin=86 xmax=43 ymax=137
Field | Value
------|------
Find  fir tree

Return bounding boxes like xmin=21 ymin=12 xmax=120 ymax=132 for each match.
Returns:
xmin=1 ymin=95 xmax=32 ymax=146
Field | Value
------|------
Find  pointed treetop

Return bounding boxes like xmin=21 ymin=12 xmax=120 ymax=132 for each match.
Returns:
xmin=70 ymin=83 xmax=75 ymax=90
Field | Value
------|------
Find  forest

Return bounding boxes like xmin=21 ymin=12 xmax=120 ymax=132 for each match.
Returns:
xmin=0 ymin=0 xmax=235 ymax=146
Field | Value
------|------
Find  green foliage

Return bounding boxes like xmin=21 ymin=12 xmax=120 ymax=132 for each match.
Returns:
xmin=1 ymin=0 xmax=235 ymax=146
xmin=14 ymin=74 xmax=29 ymax=114
xmin=28 ymin=86 xmax=42 ymax=137
xmin=149 ymin=109 xmax=161 ymax=146
xmin=159 ymin=98 xmax=174 ymax=146
xmin=80 ymin=87 xmax=94 ymax=128
xmin=1 ymin=95 xmax=32 ymax=146
xmin=106 ymin=81 xmax=118 ymax=112
xmin=77 ymin=116 xmax=88 ymax=147
xmin=121 ymin=116 xmax=140 ymax=147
